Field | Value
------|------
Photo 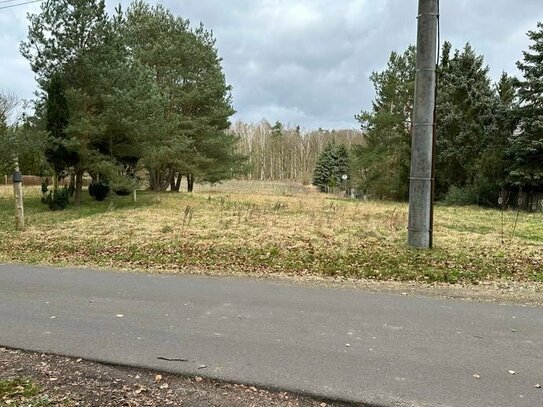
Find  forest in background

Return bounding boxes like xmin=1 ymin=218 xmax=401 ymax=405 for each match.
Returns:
xmin=233 ymin=121 xmax=363 ymax=185
xmin=233 ymin=26 xmax=543 ymax=210
xmin=0 ymin=0 xmax=542 ymax=211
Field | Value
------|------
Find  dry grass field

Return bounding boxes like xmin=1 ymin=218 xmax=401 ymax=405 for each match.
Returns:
xmin=0 ymin=181 xmax=541 ymax=285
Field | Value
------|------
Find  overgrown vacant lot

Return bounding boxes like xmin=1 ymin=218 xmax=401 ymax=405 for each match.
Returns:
xmin=0 ymin=181 xmax=541 ymax=284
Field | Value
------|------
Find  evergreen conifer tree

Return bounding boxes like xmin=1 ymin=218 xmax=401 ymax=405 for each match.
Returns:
xmin=21 ymin=0 xmax=110 ymax=204
xmin=435 ymin=43 xmax=496 ymax=199
xmin=44 ymin=73 xmax=77 ymax=191
xmin=507 ymin=22 xmax=543 ymax=192
xmin=122 ymin=2 xmax=236 ymax=192
xmin=313 ymin=143 xmax=350 ymax=193
xmin=353 ymin=46 xmax=415 ymax=200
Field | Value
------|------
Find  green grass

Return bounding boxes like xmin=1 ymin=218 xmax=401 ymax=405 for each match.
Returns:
xmin=0 ymin=182 xmax=542 ymax=284
xmin=0 ymin=378 xmax=49 ymax=406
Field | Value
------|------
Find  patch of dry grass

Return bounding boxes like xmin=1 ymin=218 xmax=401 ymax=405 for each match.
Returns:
xmin=0 ymin=181 xmax=541 ymax=284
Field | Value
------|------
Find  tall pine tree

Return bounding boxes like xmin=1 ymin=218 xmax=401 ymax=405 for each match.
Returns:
xmin=21 ymin=0 xmax=110 ymax=204
xmin=354 ymin=46 xmax=415 ymax=200
xmin=122 ymin=2 xmax=236 ymax=192
xmin=44 ymin=72 xmax=77 ymax=191
xmin=472 ymin=72 xmax=518 ymax=204
xmin=435 ymin=43 xmax=497 ymax=200
xmin=508 ymin=22 xmax=543 ymax=193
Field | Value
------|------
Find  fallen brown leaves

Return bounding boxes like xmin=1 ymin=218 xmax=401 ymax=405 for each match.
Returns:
xmin=0 ymin=182 xmax=542 ymax=289
xmin=0 ymin=347 xmax=343 ymax=407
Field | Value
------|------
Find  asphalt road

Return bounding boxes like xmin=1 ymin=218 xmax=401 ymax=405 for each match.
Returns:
xmin=0 ymin=265 xmax=542 ymax=407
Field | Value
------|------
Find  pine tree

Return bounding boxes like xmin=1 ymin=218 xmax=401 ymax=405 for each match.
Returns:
xmin=21 ymin=0 xmax=110 ymax=204
xmin=471 ymin=72 xmax=518 ymax=204
xmin=44 ymin=73 xmax=77 ymax=191
xmin=313 ymin=143 xmax=350 ymax=193
xmin=354 ymin=46 xmax=415 ymax=200
xmin=507 ymin=22 xmax=543 ymax=192
xmin=435 ymin=43 xmax=497 ymax=199
xmin=84 ymin=12 xmax=167 ymax=195
xmin=122 ymin=2 xmax=236 ymax=192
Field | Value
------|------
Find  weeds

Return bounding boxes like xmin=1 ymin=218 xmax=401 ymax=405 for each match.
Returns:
xmin=181 ymin=205 xmax=194 ymax=235
xmin=0 ymin=377 xmax=50 ymax=406
xmin=0 ymin=183 xmax=541 ymax=284
xmin=161 ymin=225 xmax=173 ymax=233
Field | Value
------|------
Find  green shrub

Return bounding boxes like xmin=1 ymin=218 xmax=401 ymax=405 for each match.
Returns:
xmin=88 ymin=180 xmax=110 ymax=201
xmin=471 ymin=177 xmax=500 ymax=207
xmin=114 ymin=187 xmax=131 ymax=196
xmin=41 ymin=178 xmax=49 ymax=195
xmin=443 ymin=185 xmax=479 ymax=206
xmin=443 ymin=182 xmax=500 ymax=207
xmin=42 ymin=188 xmax=70 ymax=211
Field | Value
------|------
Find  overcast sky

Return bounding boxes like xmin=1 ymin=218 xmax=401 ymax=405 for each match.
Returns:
xmin=1 ymin=0 xmax=542 ymax=130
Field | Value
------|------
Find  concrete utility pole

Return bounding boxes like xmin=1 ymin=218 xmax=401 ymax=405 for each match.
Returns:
xmin=408 ymin=0 xmax=439 ymax=248
xmin=13 ymin=157 xmax=24 ymax=230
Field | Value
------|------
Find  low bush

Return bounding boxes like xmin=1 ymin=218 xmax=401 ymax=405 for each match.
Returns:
xmin=42 ymin=188 xmax=70 ymax=211
xmin=88 ymin=180 xmax=110 ymax=201
xmin=114 ymin=187 xmax=131 ymax=196
xmin=443 ymin=185 xmax=479 ymax=206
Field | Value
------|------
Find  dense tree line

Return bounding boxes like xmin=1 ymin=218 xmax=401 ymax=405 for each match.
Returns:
xmin=0 ymin=92 xmax=47 ymax=178
xmin=2 ymin=6 xmax=542 ymax=211
xmin=233 ymin=120 xmax=363 ymax=184
xmin=1 ymin=0 xmax=239 ymax=207
xmin=353 ymin=21 xmax=543 ymax=208
xmin=0 ymin=92 xmax=20 ymax=175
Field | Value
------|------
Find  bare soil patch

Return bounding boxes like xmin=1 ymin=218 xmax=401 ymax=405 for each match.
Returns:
xmin=0 ymin=347 xmax=352 ymax=407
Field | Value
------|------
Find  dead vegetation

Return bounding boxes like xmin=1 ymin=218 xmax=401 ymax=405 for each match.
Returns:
xmin=0 ymin=347 xmax=343 ymax=407
xmin=0 ymin=181 xmax=541 ymax=288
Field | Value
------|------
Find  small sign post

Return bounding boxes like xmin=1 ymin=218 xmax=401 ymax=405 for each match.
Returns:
xmin=13 ymin=157 xmax=24 ymax=230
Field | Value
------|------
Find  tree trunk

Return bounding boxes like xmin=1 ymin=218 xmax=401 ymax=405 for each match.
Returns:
xmin=187 ymin=174 xmax=194 ymax=193
xmin=149 ymin=168 xmax=160 ymax=192
xmin=69 ymin=172 xmax=76 ymax=197
xmin=169 ymin=172 xmax=176 ymax=192
xmin=173 ymin=174 xmax=182 ymax=192
xmin=53 ymin=172 xmax=59 ymax=193
xmin=74 ymin=167 xmax=84 ymax=206
xmin=260 ymin=154 xmax=265 ymax=181
xmin=148 ymin=167 xmax=169 ymax=192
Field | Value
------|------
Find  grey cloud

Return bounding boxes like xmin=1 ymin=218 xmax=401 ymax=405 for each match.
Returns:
xmin=1 ymin=0 xmax=543 ymax=129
